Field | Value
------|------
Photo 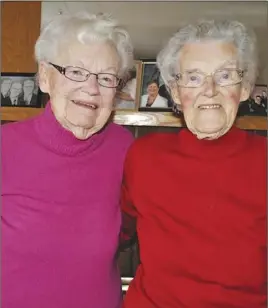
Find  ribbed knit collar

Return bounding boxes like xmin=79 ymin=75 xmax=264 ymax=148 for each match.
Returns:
xmin=177 ymin=126 xmax=248 ymax=159
xmin=34 ymin=101 xmax=109 ymax=156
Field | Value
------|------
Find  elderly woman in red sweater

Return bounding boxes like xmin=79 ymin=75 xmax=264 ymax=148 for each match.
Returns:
xmin=121 ymin=20 xmax=266 ymax=308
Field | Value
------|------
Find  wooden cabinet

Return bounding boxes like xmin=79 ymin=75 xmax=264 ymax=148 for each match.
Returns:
xmin=1 ymin=1 xmax=41 ymax=73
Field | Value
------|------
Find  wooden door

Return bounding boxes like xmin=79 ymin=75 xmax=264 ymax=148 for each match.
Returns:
xmin=1 ymin=1 xmax=41 ymax=72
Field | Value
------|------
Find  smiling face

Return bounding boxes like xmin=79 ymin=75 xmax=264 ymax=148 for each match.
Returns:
xmin=10 ymin=82 xmax=22 ymax=99
xmin=23 ymin=79 xmax=35 ymax=96
xmin=1 ymin=79 xmax=12 ymax=95
xmin=171 ymin=41 xmax=250 ymax=140
xmin=147 ymin=82 xmax=159 ymax=98
xmin=39 ymin=41 xmax=120 ymax=140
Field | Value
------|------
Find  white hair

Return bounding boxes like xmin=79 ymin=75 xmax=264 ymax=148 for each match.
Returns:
xmin=35 ymin=12 xmax=134 ymax=76
xmin=157 ymin=20 xmax=258 ymax=91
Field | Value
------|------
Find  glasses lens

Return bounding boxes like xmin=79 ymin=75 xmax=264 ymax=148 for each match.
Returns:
xmin=98 ymin=73 xmax=119 ymax=88
xmin=215 ymin=69 xmax=242 ymax=86
xmin=178 ymin=71 xmax=204 ymax=87
xmin=65 ymin=67 xmax=88 ymax=81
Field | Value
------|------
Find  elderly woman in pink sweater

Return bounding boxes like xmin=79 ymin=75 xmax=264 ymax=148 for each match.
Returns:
xmin=2 ymin=12 xmax=134 ymax=308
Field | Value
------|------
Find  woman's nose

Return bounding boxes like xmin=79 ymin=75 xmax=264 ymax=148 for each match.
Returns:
xmin=84 ymin=74 xmax=100 ymax=95
xmin=203 ymin=76 xmax=217 ymax=97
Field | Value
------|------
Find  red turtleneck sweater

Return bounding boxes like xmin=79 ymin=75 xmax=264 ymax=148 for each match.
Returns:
xmin=121 ymin=127 xmax=267 ymax=308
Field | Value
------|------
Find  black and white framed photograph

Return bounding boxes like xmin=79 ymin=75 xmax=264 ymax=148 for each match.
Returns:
xmin=1 ymin=73 xmax=41 ymax=107
xmin=237 ymin=84 xmax=267 ymax=117
xmin=114 ymin=60 xmax=143 ymax=111
xmin=138 ymin=61 xmax=174 ymax=111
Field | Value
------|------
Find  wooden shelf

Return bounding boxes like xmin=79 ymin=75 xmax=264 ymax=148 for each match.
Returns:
xmin=1 ymin=106 xmax=267 ymax=130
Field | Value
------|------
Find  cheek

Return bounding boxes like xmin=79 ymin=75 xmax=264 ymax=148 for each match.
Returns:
xmin=50 ymin=78 xmax=74 ymax=99
xmin=179 ymin=89 xmax=196 ymax=109
xmin=101 ymin=90 xmax=116 ymax=107
xmin=227 ymin=90 xmax=241 ymax=105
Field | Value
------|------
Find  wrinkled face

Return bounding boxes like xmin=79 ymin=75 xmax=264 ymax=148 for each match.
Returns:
xmin=171 ymin=41 xmax=250 ymax=140
xmin=147 ymin=82 xmax=159 ymax=97
xmin=39 ymin=41 xmax=120 ymax=140
xmin=23 ymin=80 xmax=35 ymax=96
xmin=1 ymin=79 xmax=12 ymax=95
xmin=10 ymin=82 xmax=22 ymax=98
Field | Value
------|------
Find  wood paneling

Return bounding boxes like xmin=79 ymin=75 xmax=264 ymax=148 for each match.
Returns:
xmin=1 ymin=1 xmax=41 ymax=73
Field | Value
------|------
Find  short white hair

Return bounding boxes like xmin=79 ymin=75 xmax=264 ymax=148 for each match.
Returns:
xmin=35 ymin=12 xmax=134 ymax=76
xmin=157 ymin=20 xmax=258 ymax=91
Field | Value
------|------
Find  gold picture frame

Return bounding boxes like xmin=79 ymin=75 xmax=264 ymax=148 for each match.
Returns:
xmin=114 ymin=60 xmax=143 ymax=112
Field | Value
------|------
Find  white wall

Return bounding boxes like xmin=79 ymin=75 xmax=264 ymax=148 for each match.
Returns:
xmin=41 ymin=1 xmax=267 ymax=84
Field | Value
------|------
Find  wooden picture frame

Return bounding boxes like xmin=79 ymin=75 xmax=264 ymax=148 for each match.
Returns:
xmin=138 ymin=61 xmax=173 ymax=112
xmin=114 ymin=60 xmax=143 ymax=111
xmin=1 ymin=73 xmax=42 ymax=108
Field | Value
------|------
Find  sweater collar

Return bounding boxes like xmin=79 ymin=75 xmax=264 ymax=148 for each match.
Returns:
xmin=177 ymin=126 xmax=248 ymax=159
xmin=34 ymin=101 xmax=109 ymax=156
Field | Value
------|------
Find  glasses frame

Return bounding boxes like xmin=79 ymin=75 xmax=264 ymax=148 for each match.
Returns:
xmin=48 ymin=62 xmax=120 ymax=88
xmin=175 ymin=68 xmax=244 ymax=88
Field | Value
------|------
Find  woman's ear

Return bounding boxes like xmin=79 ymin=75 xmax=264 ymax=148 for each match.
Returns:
xmin=240 ymin=82 xmax=251 ymax=102
xmin=38 ymin=61 xmax=50 ymax=93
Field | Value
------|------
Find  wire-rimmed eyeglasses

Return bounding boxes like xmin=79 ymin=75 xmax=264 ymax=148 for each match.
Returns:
xmin=49 ymin=62 xmax=120 ymax=88
xmin=175 ymin=68 xmax=244 ymax=88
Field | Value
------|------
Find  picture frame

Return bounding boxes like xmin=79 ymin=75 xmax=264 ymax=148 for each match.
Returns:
xmin=237 ymin=84 xmax=267 ymax=117
xmin=114 ymin=60 xmax=143 ymax=111
xmin=1 ymin=73 xmax=42 ymax=107
xmin=138 ymin=61 xmax=174 ymax=112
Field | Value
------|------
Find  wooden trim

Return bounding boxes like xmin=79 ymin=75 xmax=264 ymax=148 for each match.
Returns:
xmin=1 ymin=107 xmax=267 ymax=130
xmin=1 ymin=107 xmax=43 ymax=121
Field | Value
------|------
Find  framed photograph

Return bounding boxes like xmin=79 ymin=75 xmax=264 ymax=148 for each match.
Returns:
xmin=114 ymin=60 xmax=143 ymax=111
xmin=1 ymin=73 xmax=41 ymax=107
xmin=138 ymin=61 xmax=174 ymax=111
xmin=237 ymin=84 xmax=267 ymax=117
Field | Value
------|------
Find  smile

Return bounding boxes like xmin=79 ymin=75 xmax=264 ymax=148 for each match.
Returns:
xmin=72 ymin=100 xmax=98 ymax=110
xmin=198 ymin=104 xmax=221 ymax=110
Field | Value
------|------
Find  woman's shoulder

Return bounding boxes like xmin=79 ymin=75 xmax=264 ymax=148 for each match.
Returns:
xmin=157 ymin=94 xmax=168 ymax=103
xmin=128 ymin=132 xmax=177 ymax=156
xmin=246 ymin=130 xmax=267 ymax=149
xmin=2 ymin=118 xmax=35 ymax=137
xmin=105 ymin=122 xmax=134 ymax=146
xmin=1 ymin=118 xmax=36 ymax=151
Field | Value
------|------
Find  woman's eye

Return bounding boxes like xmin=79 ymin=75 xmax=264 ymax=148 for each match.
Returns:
xmin=102 ymin=77 xmax=112 ymax=82
xmin=72 ymin=70 xmax=83 ymax=76
xmin=190 ymin=76 xmax=198 ymax=81
xmin=222 ymin=73 xmax=230 ymax=79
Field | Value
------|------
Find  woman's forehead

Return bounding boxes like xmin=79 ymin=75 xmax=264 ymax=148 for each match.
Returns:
xmin=56 ymin=41 xmax=120 ymax=70
xmin=179 ymin=41 xmax=238 ymax=68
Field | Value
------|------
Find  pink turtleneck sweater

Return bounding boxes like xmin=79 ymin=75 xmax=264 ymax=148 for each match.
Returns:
xmin=1 ymin=103 xmax=134 ymax=308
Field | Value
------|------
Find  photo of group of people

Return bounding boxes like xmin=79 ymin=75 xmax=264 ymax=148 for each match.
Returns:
xmin=237 ymin=85 xmax=267 ymax=117
xmin=1 ymin=74 xmax=40 ymax=107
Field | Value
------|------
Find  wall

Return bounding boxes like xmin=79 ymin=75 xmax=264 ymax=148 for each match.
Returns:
xmin=41 ymin=1 xmax=268 ymax=84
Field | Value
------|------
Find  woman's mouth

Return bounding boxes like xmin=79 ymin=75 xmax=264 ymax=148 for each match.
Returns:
xmin=198 ymin=104 xmax=221 ymax=110
xmin=72 ymin=100 xmax=98 ymax=110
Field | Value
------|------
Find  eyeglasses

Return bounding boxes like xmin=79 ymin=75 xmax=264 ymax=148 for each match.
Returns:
xmin=175 ymin=68 xmax=244 ymax=88
xmin=48 ymin=62 xmax=120 ymax=88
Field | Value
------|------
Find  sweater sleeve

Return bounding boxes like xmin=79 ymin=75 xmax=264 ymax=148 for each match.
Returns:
xmin=119 ymin=147 xmax=138 ymax=250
